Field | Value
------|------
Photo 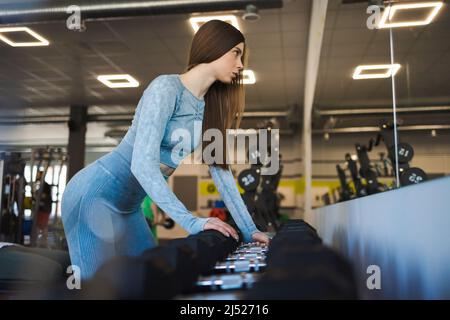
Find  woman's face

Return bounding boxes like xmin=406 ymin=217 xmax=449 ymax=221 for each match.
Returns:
xmin=212 ymin=42 xmax=245 ymax=84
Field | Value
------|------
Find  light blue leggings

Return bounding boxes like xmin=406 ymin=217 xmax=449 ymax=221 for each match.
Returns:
xmin=61 ymin=151 xmax=162 ymax=280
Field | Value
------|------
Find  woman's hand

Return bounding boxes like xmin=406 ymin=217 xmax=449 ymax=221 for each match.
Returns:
xmin=204 ymin=217 xmax=239 ymax=241
xmin=251 ymin=231 xmax=270 ymax=245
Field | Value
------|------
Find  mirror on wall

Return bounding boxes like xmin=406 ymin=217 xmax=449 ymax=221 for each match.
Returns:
xmin=312 ymin=1 xmax=396 ymax=208
xmin=387 ymin=1 xmax=449 ymax=188
xmin=311 ymin=0 xmax=449 ymax=208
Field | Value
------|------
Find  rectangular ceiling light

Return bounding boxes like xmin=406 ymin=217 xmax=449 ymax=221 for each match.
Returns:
xmin=189 ymin=15 xmax=240 ymax=33
xmin=379 ymin=2 xmax=444 ymax=28
xmin=0 ymin=27 xmax=49 ymax=47
xmin=243 ymin=70 xmax=256 ymax=84
xmin=352 ymin=64 xmax=401 ymax=80
xmin=97 ymin=74 xmax=139 ymax=88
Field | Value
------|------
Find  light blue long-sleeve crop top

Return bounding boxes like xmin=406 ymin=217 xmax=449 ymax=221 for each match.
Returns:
xmin=112 ymin=74 xmax=259 ymax=242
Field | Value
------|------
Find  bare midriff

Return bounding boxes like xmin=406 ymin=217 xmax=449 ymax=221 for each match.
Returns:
xmin=160 ymin=163 xmax=175 ymax=177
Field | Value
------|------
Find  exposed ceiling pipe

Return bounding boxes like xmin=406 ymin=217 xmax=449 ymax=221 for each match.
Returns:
xmin=0 ymin=110 xmax=289 ymax=125
xmin=0 ymin=115 xmax=69 ymax=125
xmin=241 ymin=110 xmax=288 ymax=118
xmin=89 ymin=110 xmax=289 ymax=122
xmin=104 ymin=128 xmax=295 ymax=139
xmin=313 ymin=124 xmax=450 ymax=134
xmin=0 ymin=144 xmax=114 ymax=153
xmin=317 ymin=106 xmax=450 ymax=116
xmin=0 ymin=0 xmax=283 ymax=25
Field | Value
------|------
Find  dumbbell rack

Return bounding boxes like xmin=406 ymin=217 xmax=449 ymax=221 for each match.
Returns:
xmin=180 ymin=242 xmax=269 ymax=299
xmin=183 ymin=219 xmax=358 ymax=300
xmin=23 ymin=221 xmax=356 ymax=300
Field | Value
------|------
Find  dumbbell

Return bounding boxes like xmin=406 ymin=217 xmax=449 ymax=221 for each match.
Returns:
xmin=226 ymin=252 xmax=265 ymax=261
xmin=269 ymin=232 xmax=322 ymax=250
xmin=196 ymin=273 xmax=260 ymax=291
xmin=188 ymin=230 xmax=239 ymax=262
xmin=165 ymin=237 xmax=218 ymax=274
xmin=151 ymin=215 xmax=175 ymax=229
xmin=82 ymin=254 xmax=180 ymax=299
xmin=161 ymin=218 xmax=175 ymax=229
xmin=140 ymin=246 xmax=199 ymax=293
xmin=199 ymin=229 xmax=240 ymax=252
xmin=237 ymin=242 xmax=268 ymax=249
xmin=244 ymin=265 xmax=357 ymax=299
xmin=279 ymin=219 xmax=318 ymax=233
xmin=15 ymin=247 xmax=197 ymax=300
xmin=234 ymin=246 xmax=268 ymax=255
xmin=214 ymin=259 xmax=266 ymax=273
xmin=246 ymin=245 xmax=357 ymax=299
xmin=266 ymin=244 xmax=354 ymax=278
xmin=174 ymin=230 xmax=239 ymax=264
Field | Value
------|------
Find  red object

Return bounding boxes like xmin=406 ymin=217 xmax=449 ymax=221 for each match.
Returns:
xmin=209 ymin=208 xmax=227 ymax=221
xmin=37 ymin=211 xmax=51 ymax=229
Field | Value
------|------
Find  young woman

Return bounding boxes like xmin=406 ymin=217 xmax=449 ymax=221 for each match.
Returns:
xmin=61 ymin=20 xmax=269 ymax=280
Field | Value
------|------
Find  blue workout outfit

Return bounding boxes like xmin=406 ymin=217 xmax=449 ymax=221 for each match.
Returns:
xmin=61 ymin=74 xmax=260 ymax=279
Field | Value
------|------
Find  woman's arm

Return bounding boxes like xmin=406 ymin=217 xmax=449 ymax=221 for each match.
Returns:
xmin=131 ymin=76 xmax=208 ymax=234
xmin=208 ymin=165 xmax=262 ymax=243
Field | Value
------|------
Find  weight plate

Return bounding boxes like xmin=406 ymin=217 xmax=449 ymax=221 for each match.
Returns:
xmin=238 ymin=169 xmax=260 ymax=192
xmin=391 ymin=142 xmax=414 ymax=164
xmin=206 ymin=184 xmax=216 ymax=194
xmin=400 ymin=167 xmax=427 ymax=186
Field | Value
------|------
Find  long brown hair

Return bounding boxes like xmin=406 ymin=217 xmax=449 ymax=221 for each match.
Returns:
xmin=187 ymin=19 xmax=247 ymax=170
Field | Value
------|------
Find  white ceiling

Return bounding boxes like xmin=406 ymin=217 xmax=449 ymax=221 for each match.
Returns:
xmin=316 ymin=0 xmax=450 ymax=109
xmin=0 ymin=0 xmax=309 ymax=115
xmin=1 ymin=0 xmax=449 ymax=134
